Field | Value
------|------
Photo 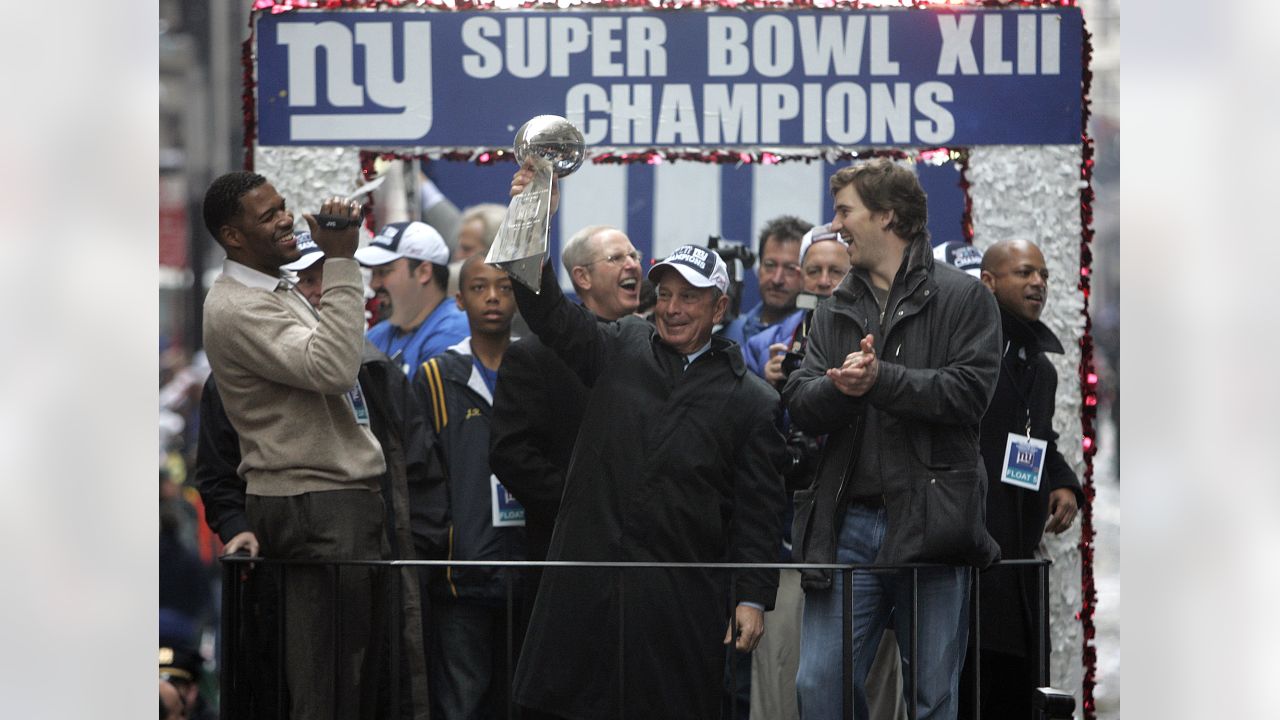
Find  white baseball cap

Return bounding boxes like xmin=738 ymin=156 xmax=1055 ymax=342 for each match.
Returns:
xmin=799 ymin=222 xmax=848 ymax=264
xmin=647 ymin=245 xmax=730 ymax=294
xmin=354 ymin=221 xmax=450 ymax=267
xmin=280 ymin=231 xmax=322 ymax=272
xmin=932 ymin=241 xmax=984 ymax=278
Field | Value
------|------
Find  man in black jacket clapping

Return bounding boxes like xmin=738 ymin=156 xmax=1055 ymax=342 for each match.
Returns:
xmin=784 ymin=159 xmax=1001 ymax=720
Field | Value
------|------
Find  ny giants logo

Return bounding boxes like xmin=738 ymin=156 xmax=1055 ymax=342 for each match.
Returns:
xmin=1015 ymin=446 xmax=1037 ymax=466
xmin=277 ymin=20 xmax=433 ymax=142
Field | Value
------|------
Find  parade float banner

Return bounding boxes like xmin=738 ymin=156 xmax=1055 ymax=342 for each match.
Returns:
xmin=255 ymin=8 xmax=1082 ymax=148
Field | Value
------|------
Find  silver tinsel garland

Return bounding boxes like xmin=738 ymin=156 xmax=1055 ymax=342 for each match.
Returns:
xmin=970 ymin=144 xmax=1086 ymax=711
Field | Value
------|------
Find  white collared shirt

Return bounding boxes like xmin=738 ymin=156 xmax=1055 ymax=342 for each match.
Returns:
xmin=221 ymin=259 xmax=283 ymax=291
xmin=683 ymin=340 xmax=713 ymax=370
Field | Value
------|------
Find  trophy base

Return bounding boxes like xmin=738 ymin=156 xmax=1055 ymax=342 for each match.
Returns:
xmin=492 ymin=255 xmax=544 ymax=294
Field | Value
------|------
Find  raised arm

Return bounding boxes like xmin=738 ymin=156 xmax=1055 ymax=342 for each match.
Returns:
xmin=504 ymin=161 xmax=620 ymax=386
xmin=511 ymin=261 xmax=618 ymax=388
xmin=210 ymin=198 xmax=369 ymax=394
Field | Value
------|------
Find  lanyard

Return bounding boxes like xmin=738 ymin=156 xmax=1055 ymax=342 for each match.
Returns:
xmin=999 ymin=340 xmax=1041 ymax=439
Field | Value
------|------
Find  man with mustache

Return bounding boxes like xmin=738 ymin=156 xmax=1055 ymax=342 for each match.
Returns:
xmin=358 ymin=220 xmax=469 ymax=379
xmin=721 ymin=217 xmax=810 ymax=346
xmin=957 ymin=239 xmax=1083 ymax=720
xmin=489 ymin=224 xmax=643 ymax=598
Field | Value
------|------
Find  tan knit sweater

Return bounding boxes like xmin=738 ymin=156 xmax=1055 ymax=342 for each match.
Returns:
xmin=203 ymin=258 xmax=385 ymax=496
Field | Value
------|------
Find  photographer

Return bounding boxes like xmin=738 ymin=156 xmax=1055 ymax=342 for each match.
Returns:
xmin=719 ymin=217 xmax=811 ymax=346
xmin=738 ymin=223 xmax=850 ymax=720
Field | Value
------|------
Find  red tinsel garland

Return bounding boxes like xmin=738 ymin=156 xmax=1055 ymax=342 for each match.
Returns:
xmin=1076 ymin=21 xmax=1098 ymax=720
xmin=955 ymin=151 xmax=974 ymax=243
xmin=242 ymin=14 xmax=257 ymax=171
xmin=355 ymin=146 xmax=969 ymax=167
xmin=252 ymin=0 xmax=1077 ymax=11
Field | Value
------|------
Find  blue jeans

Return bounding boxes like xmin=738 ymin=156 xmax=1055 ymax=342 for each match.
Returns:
xmin=796 ymin=505 xmax=970 ymax=720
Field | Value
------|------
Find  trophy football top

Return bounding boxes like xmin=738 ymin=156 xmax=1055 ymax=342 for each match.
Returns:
xmin=514 ymin=115 xmax=585 ymax=178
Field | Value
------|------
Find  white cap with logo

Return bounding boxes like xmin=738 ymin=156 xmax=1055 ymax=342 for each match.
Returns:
xmin=647 ymin=245 xmax=730 ymax=293
xmin=281 ymin=231 xmax=323 ymax=272
xmin=932 ymin=241 xmax=984 ymax=278
xmin=354 ymin=221 xmax=450 ymax=267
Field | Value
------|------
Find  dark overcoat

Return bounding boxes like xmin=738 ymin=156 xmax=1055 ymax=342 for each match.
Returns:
xmin=510 ymin=263 xmax=787 ymax=720
xmin=783 ymin=239 xmax=1003 ymax=587
xmin=977 ymin=308 xmax=1084 ymax=657
xmin=490 ymin=334 xmax=591 ymax=566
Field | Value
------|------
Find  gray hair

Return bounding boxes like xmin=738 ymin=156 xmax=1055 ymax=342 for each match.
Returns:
xmin=561 ymin=225 xmax=621 ymax=288
xmin=459 ymin=203 xmax=506 ymax=250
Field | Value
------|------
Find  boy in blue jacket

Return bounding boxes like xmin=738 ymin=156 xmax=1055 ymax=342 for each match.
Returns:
xmin=415 ymin=256 xmax=526 ymax=720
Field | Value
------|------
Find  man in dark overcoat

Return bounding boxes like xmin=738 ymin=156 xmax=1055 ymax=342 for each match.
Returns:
xmin=489 ymin=224 xmax=643 ymax=599
xmin=958 ymin=239 xmax=1083 ymax=720
xmin=504 ymin=162 xmax=787 ymax=720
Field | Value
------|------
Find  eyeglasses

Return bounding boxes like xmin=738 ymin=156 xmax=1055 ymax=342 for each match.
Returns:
xmin=760 ymin=259 xmax=802 ymax=277
xmin=584 ymin=249 xmax=642 ymax=267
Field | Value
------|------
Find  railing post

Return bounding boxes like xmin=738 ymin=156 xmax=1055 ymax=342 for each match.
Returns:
xmin=276 ymin=563 xmax=287 ymax=720
xmin=729 ymin=569 xmax=738 ymax=720
xmin=332 ymin=563 xmax=342 ymax=711
xmin=617 ymin=568 xmax=626 ymax=720
xmin=218 ymin=557 xmax=240 ymax=720
xmin=972 ymin=568 xmax=981 ymax=720
xmin=842 ymin=568 xmax=853 ymax=720
xmin=910 ymin=568 xmax=919 ymax=720
xmin=389 ymin=562 xmax=402 ymax=720
xmin=506 ymin=569 xmax=515 ymax=720
xmin=1038 ymin=560 xmax=1050 ymax=688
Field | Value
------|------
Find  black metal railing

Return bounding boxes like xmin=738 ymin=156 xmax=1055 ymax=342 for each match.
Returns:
xmin=219 ymin=556 xmax=1064 ymax=720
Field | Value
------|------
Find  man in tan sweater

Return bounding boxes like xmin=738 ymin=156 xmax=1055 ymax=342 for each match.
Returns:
xmin=201 ymin=171 xmax=385 ymax=720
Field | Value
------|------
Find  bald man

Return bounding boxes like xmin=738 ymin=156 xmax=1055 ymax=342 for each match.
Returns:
xmin=958 ymin=239 xmax=1084 ymax=720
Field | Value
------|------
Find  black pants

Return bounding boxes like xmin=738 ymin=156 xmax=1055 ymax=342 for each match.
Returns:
xmin=958 ymin=648 xmax=1039 ymax=720
xmin=248 ymin=489 xmax=386 ymax=720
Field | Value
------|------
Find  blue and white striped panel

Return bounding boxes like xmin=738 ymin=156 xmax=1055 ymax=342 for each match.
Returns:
xmin=557 ymin=162 xmax=831 ymax=307
xmin=557 ymin=162 xmax=628 ymax=289
xmin=652 ymin=163 xmax=723 ymax=259
xmin=431 ymin=158 xmax=962 ymax=300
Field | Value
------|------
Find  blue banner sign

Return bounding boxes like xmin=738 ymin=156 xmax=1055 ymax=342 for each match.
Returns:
xmin=256 ymin=9 xmax=1082 ymax=148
